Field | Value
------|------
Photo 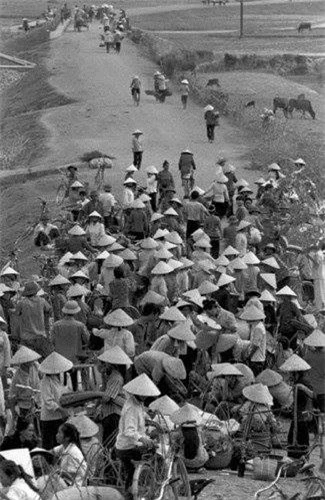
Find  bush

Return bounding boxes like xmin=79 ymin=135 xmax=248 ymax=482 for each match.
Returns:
xmin=224 ymin=53 xmax=237 ymax=68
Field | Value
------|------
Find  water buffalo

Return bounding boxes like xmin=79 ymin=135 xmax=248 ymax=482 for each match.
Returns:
xmin=288 ymin=98 xmax=316 ymax=119
xmin=273 ymin=97 xmax=289 ymax=117
xmin=298 ymin=22 xmax=311 ymax=33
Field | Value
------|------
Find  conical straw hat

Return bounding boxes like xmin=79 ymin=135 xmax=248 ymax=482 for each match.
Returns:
xmin=119 ymin=249 xmax=137 ymax=261
xmin=70 ymin=180 xmax=84 ymax=188
xmin=260 ymin=273 xmax=277 ymax=289
xmin=268 ymin=162 xmax=281 ymax=171
xmin=123 ymin=374 xmax=160 ymax=397
xmin=139 ymin=194 xmax=151 ymax=204
xmin=89 ymin=211 xmax=102 ymax=218
xmin=68 ymin=225 xmax=86 ymax=236
xmin=170 ymin=403 xmax=202 ymax=426
xmin=243 ymin=252 xmax=260 ymax=265
xmin=304 ymin=329 xmax=325 ymax=348
xmin=256 ymin=369 xmax=283 ymax=387
xmin=215 ymin=255 xmax=230 ymax=266
xmin=98 ymin=345 xmax=133 ymax=365
xmin=176 ymin=299 xmax=192 ymax=309
xmin=279 ymin=354 xmax=311 ymax=372
xmin=68 ymin=415 xmax=99 ymax=438
xmin=131 ymin=199 xmax=145 ymax=209
xmin=155 ymin=248 xmax=173 ymax=260
xmin=104 ymin=309 xmax=134 ymax=327
xmin=11 ymin=346 xmax=41 ymax=365
xmin=303 ymin=314 xmax=317 ymax=329
xmin=217 ymin=274 xmax=235 ymax=287
xmin=70 ymin=270 xmax=90 ymax=281
xmin=262 ymin=257 xmax=280 ymax=270
xmin=236 ymin=221 xmax=252 ymax=232
xmin=183 ymin=289 xmax=204 ymax=308
xmin=153 ymin=229 xmax=169 ymax=240
xmin=169 ymin=259 xmax=183 ymax=271
xmin=167 ymin=322 xmax=195 ymax=342
xmin=149 ymin=395 xmax=180 ymax=416
xmin=109 ymin=242 xmax=125 ymax=252
xmin=162 ymin=356 xmax=186 ymax=379
xmin=139 ymin=290 xmax=165 ymax=306
xmin=72 ymin=251 xmax=88 ymax=261
xmin=140 ymin=237 xmax=159 ymax=249
xmin=150 ymin=213 xmax=164 ymax=223
xmin=196 ymin=314 xmax=221 ymax=330
xmin=162 ymin=241 xmax=177 ymax=251
xmin=233 ymin=363 xmax=255 ymax=384
xmin=39 ymin=352 xmax=73 ymax=374
xmin=146 ymin=165 xmax=158 ymax=174
xmin=0 ymin=316 xmax=6 ymax=324
xmin=165 ymin=232 xmax=183 ymax=245
xmin=240 ymin=305 xmax=265 ymax=321
xmin=164 ymin=208 xmax=178 ymax=217
xmin=126 ymin=164 xmax=138 ymax=172
xmin=151 ymin=261 xmax=173 ymax=275
xmin=96 ymin=250 xmax=110 ymax=260
xmin=229 ymin=257 xmax=247 ymax=270
xmin=276 ymin=286 xmax=297 ymax=297
xmin=192 ymin=229 xmax=209 ymax=242
xmin=243 ymin=383 xmax=273 ymax=406
xmin=198 ymin=280 xmax=219 ymax=295
xmin=194 ymin=238 xmax=211 ymax=249
xmin=103 ymin=254 xmax=123 ymax=268
xmin=208 ymin=362 xmax=243 ymax=378
xmin=195 ymin=330 xmax=219 ymax=349
xmin=260 ymin=290 xmax=277 ymax=302
xmin=49 ymin=275 xmax=71 ymax=287
xmin=196 ymin=259 xmax=215 ymax=273
xmin=222 ymin=246 xmax=239 ymax=257
xmin=1 ymin=266 xmax=19 ymax=276
xmin=97 ymin=234 xmax=116 ymax=247
xmin=160 ymin=307 xmax=186 ymax=322
xmin=214 ymin=333 xmax=239 ymax=353
xmin=180 ymin=257 xmax=194 ymax=268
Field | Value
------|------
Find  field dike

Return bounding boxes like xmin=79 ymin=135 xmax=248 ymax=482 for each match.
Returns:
xmin=0 ymin=25 xmax=74 ymax=172
xmin=129 ymin=28 xmax=325 ymax=191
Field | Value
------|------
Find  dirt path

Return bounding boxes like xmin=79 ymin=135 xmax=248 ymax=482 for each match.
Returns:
xmin=39 ymin=21 xmax=253 ymax=195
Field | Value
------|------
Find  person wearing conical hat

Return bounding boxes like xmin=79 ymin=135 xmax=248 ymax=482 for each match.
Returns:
xmin=239 ymin=383 xmax=278 ymax=454
xmin=124 ymin=199 xmax=149 ymax=241
xmin=163 ymin=208 xmax=185 ymax=240
xmin=9 ymin=346 xmax=41 ymax=428
xmin=149 ymin=261 xmax=172 ymax=300
xmin=156 ymin=160 xmax=175 ymax=211
xmin=130 ymin=303 xmax=163 ymax=354
xmin=260 ymin=289 xmax=277 ymax=335
xmin=131 ymin=130 xmax=143 ymax=170
xmin=304 ymin=329 xmax=325 ymax=412
xmin=98 ymin=183 xmax=117 ymax=229
xmin=280 ymin=354 xmax=313 ymax=458
xmin=134 ymin=350 xmax=186 ymax=403
xmin=106 ymin=266 xmax=134 ymax=311
xmin=240 ymin=306 xmax=266 ymax=376
xmin=66 ymin=223 xmax=94 ymax=256
xmin=51 ymin=300 xmax=89 ymax=391
xmin=0 ymin=266 xmax=20 ymax=293
xmin=183 ymin=190 xmax=209 ymax=240
xmin=48 ymin=275 xmax=69 ymax=322
xmin=68 ymin=414 xmax=100 ymax=474
xmin=277 ymin=286 xmax=312 ymax=350
xmin=78 ymin=190 xmax=104 ymax=224
xmin=116 ymin=374 xmax=159 ymax=497
xmin=93 ymin=308 xmax=135 ymax=358
xmin=178 ymin=149 xmax=196 ymax=198
xmin=169 ymin=197 xmax=185 ymax=225
xmin=202 ymin=298 xmax=237 ymax=337
xmin=203 ymin=173 xmax=230 ymax=219
xmin=204 ymin=104 xmax=219 ymax=143
xmin=202 ymin=204 xmax=222 ymax=259
xmin=85 ymin=211 xmax=106 ymax=247
xmin=151 ymin=320 xmax=194 ymax=360
xmin=96 ymin=346 xmax=132 ymax=447
xmin=39 ymin=352 xmax=72 ymax=449
xmin=15 ymin=281 xmax=52 ymax=358
xmin=180 ymin=79 xmax=190 ymax=109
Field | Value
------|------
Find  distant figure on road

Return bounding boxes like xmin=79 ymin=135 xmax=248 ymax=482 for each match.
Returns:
xmin=130 ymin=75 xmax=141 ymax=105
xmin=180 ymin=79 xmax=190 ymax=110
xmin=132 ymin=130 xmax=144 ymax=170
xmin=114 ymin=30 xmax=124 ymax=53
xmin=22 ymin=18 xmax=29 ymax=32
xmin=104 ymin=30 xmax=114 ymax=53
xmin=204 ymin=104 xmax=219 ymax=143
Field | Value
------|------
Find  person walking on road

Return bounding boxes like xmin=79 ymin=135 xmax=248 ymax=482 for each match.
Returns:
xmin=178 ymin=149 xmax=196 ymax=198
xmin=204 ymin=105 xmax=219 ymax=143
xmin=104 ymin=30 xmax=114 ymax=53
xmin=132 ymin=130 xmax=143 ymax=170
xmin=180 ymin=79 xmax=190 ymax=110
xmin=114 ymin=30 xmax=124 ymax=53
xmin=130 ymin=76 xmax=141 ymax=105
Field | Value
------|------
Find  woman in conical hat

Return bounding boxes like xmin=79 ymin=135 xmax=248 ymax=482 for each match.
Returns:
xmin=239 ymin=306 xmax=266 ymax=376
xmin=116 ymin=374 xmax=159 ymax=494
xmin=280 ymin=353 xmax=313 ymax=458
xmin=68 ymin=414 xmax=100 ymax=474
xmin=9 ymin=346 xmax=41 ymax=429
xmin=93 ymin=308 xmax=135 ymax=358
xmin=39 ymin=352 xmax=72 ymax=450
xmin=277 ymin=285 xmax=312 ymax=350
xmin=304 ymin=329 xmax=325 ymax=413
xmin=96 ymin=346 xmax=132 ymax=447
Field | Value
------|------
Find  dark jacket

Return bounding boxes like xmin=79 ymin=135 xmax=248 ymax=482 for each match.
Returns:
xmin=178 ymin=153 xmax=196 ymax=177
xmin=204 ymin=110 xmax=219 ymax=126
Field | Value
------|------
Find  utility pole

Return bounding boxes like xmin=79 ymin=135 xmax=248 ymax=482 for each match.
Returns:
xmin=239 ymin=0 xmax=244 ymax=38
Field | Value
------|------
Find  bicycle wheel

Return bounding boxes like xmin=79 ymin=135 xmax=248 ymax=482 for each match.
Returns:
xmin=171 ymin=457 xmax=191 ymax=500
xmin=132 ymin=463 xmax=155 ymax=500
xmin=56 ymin=183 xmax=67 ymax=205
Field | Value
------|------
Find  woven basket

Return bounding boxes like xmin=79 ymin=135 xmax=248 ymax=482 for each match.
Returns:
xmin=253 ymin=457 xmax=278 ymax=481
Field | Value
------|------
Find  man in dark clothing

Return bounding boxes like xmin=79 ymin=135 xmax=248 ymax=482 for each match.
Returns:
xmin=178 ymin=150 xmax=196 ymax=198
xmin=223 ymin=216 xmax=238 ymax=248
xmin=204 ymin=105 xmax=219 ymax=142
xmin=157 ymin=161 xmax=175 ymax=207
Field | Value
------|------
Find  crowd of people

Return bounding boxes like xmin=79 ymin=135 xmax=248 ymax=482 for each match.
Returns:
xmin=0 ymin=105 xmax=325 ymax=497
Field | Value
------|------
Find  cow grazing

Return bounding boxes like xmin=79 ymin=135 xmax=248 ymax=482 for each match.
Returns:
xmin=288 ymin=98 xmax=316 ymax=119
xmin=298 ymin=22 xmax=311 ymax=33
xmin=206 ymin=78 xmax=220 ymax=87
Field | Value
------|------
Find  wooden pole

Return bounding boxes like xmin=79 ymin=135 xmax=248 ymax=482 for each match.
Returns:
xmin=239 ymin=0 xmax=244 ymax=38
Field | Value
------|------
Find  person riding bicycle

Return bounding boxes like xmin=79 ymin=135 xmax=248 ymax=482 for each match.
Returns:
xmin=116 ymin=374 xmax=160 ymax=500
xmin=178 ymin=150 xmax=196 ymax=198
xmin=130 ymin=76 xmax=141 ymax=102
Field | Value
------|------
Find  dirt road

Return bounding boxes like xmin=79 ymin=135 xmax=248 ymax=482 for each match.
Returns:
xmin=40 ymin=21 xmax=252 ymax=195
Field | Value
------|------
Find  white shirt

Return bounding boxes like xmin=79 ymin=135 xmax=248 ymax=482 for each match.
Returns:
xmin=53 ymin=443 xmax=87 ymax=486
xmin=116 ymin=395 xmax=147 ymax=450
xmin=99 ymin=192 xmax=116 ymax=216
xmin=250 ymin=321 xmax=266 ymax=362
xmin=123 ymin=188 xmax=134 ymax=209
xmin=3 ymin=478 xmax=40 ymax=500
